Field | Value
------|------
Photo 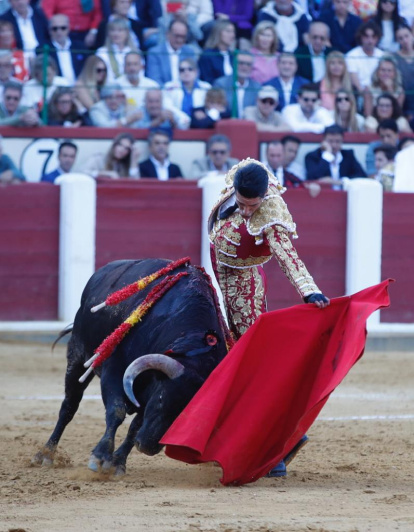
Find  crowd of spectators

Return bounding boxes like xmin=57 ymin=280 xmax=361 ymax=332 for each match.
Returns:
xmin=0 ymin=0 xmax=413 ymax=189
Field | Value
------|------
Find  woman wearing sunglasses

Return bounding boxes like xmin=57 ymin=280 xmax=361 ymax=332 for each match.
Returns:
xmin=333 ymin=88 xmax=365 ymax=132
xmin=162 ymin=58 xmax=211 ymax=119
xmin=74 ymin=56 xmax=108 ymax=113
xmin=319 ymin=51 xmax=353 ymax=111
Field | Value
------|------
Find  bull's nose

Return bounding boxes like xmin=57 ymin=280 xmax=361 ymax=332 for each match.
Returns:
xmin=135 ymin=440 xmax=162 ymax=456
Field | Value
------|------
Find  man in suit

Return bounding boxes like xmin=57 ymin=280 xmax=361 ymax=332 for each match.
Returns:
xmin=266 ymin=52 xmax=309 ymax=111
xmin=46 ymin=15 xmax=87 ymax=85
xmin=139 ymin=129 xmax=183 ymax=180
xmin=41 ymin=141 xmax=78 ymax=184
xmin=264 ymin=140 xmax=320 ymax=196
xmin=305 ymin=124 xmax=367 ymax=187
xmin=213 ymin=51 xmax=261 ymax=118
xmin=190 ymin=134 xmax=238 ymax=179
xmin=294 ymin=21 xmax=333 ymax=83
xmin=0 ymin=0 xmax=50 ymax=52
xmin=0 ymin=80 xmax=41 ymax=127
xmin=146 ymin=19 xmax=196 ymax=86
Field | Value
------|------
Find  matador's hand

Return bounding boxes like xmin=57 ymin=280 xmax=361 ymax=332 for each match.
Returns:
xmin=304 ymin=293 xmax=330 ymax=309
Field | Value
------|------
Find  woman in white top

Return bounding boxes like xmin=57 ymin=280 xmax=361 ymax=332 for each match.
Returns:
xmin=163 ymin=58 xmax=211 ymax=119
xmin=96 ymin=17 xmax=138 ymax=83
xmin=372 ymin=0 xmax=408 ymax=52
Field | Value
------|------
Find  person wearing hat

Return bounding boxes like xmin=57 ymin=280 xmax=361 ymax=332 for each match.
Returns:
xmin=244 ymin=85 xmax=290 ymax=131
xmin=89 ymin=83 xmax=143 ymax=127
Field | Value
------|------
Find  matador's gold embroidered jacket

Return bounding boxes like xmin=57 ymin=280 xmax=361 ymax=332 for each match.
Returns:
xmin=208 ymin=159 xmax=322 ymax=300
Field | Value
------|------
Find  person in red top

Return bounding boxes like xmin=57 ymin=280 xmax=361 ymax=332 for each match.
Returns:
xmin=41 ymin=0 xmax=102 ymax=48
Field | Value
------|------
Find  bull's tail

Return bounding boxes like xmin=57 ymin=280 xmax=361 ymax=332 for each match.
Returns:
xmin=52 ymin=324 xmax=73 ymax=351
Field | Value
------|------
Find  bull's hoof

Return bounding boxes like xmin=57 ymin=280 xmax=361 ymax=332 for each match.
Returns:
xmin=114 ymin=465 xmax=126 ymax=477
xmin=32 ymin=449 xmax=54 ymax=467
xmin=88 ymin=455 xmax=100 ymax=472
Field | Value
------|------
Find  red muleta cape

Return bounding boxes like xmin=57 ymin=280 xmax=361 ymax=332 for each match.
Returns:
xmin=161 ymin=280 xmax=392 ymax=486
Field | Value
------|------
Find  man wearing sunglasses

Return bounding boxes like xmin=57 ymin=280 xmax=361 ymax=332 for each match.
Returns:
xmin=294 ymin=21 xmax=333 ymax=83
xmin=281 ymin=83 xmax=334 ymax=133
xmin=190 ymin=133 xmax=238 ymax=179
xmin=46 ymin=14 xmax=86 ymax=85
xmin=0 ymin=80 xmax=41 ymax=127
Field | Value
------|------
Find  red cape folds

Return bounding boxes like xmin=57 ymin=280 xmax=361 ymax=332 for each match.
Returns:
xmin=161 ymin=280 xmax=392 ymax=486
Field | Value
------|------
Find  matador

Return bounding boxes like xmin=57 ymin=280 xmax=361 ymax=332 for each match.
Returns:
xmin=208 ymin=158 xmax=330 ymax=478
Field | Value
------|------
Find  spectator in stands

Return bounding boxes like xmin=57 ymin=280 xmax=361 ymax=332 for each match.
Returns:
xmin=257 ymin=0 xmax=310 ymax=53
xmin=74 ymin=56 xmax=108 ymax=113
xmin=0 ymin=50 xmax=20 ymax=99
xmin=0 ymin=0 xmax=50 ymax=56
xmin=351 ymin=0 xmax=377 ymax=19
xmin=394 ymin=24 xmax=414 ymax=121
xmin=163 ymin=57 xmax=211 ymax=120
xmin=372 ymin=142 xmax=396 ymax=190
xmin=146 ymin=20 xmax=196 ymax=86
xmin=95 ymin=0 xmax=144 ymax=50
xmin=264 ymin=139 xmax=321 ymax=196
xmin=45 ymin=15 xmax=86 ymax=86
xmin=46 ymin=87 xmax=91 ymax=126
xmin=249 ymin=21 xmax=279 ymax=84
xmin=365 ymin=118 xmax=400 ymax=175
xmin=0 ymin=134 xmax=25 ymax=183
xmin=0 ymin=20 xmax=29 ymax=81
xmin=198 ymin=19 xmax=235 ymax=84
xmin=333 ymin=88 xmax=365 ymax=131
xmin=133 ymin=87 xmax=190 ymax=132
xmin=244 ymin=84 xmax=290 ymax=131
xmin=363 ymin=55 xmax=405 ymax=116
xmin=212 ymin=0 xmax=255 ymax=41
xmin=117 ymin=51 xmax=159 ymax=109
xmin=318 ymin=0 xmax=363 ymax=54
xmin=281 ymin=134 xmax=305 ymax=180
xmin=84 ymin=132 xmax=140 ymax=178
xmin=41 ymin=141 xmax=78 ymax=183
xmin=190 ymin=86 xmax=230 ymax=128
xmin=157 ymin=0 xmax=209 ymax=52
xmin=294 ymin=21 xmax=333 ymax=83
xmin=96 ymin=16 xmax=138 ymax=83
xmin=305 ymin=124 xmax=367 ymax=186
xmin=41 ymin=0 xmax=102 ymax=49
xmin=139 ymin=129 xmax=183 ymax=179
xmin=89 ymin=83 xmax=142 ymax=127
xmin=398 ymin=136 xmax=414 ymax=151
xmin=281 ymin=83 xmax=334 ymax=133
xmin=364 ymin=92 xmax=411 ymax=133
xmin=266 ymin=52 xmax=309 ymax=111
xmin=213 ymin=51 xmax=261 ymax=118
xmin=125 ymin=0 xmax=162 ymax=50
xmin=372 ymin=0 xmax=407 ymax=52
xmin=319 ymin=51 xmax=353 ymax=110
xmin=21 ymin=54 xmax=69 ymax=110
xmin=190 ymin=133 xmax=238 ymax=178
xmin=0 ymin=80 xmax=41 ymax=126
xmin=345 ymin=20 xmax=384 ymax=93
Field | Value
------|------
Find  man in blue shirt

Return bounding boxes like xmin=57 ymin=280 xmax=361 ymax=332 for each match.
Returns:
xmin=41 ymin=141 xmax=78 ymax=183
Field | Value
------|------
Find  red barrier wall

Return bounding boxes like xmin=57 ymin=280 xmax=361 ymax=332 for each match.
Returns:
xmin=95 ymin=180 xmax=203 ymax=269
xmin=0 ymin=184 xmax=60 ymax=320
xmin=381 ymin=192 xmax=414 ymax=323
xmin=264 ymin=189 xmax=347 ymax=310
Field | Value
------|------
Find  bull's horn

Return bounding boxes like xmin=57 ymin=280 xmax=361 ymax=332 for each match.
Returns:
xmin=123 ymin=354 xmax=185 ymax=408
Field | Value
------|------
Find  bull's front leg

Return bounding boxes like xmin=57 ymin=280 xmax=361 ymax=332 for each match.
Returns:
xmin=112 ymin=411 xmax=144 ymax=476
xmin=88 ymin=368 xmax=127 ymax=472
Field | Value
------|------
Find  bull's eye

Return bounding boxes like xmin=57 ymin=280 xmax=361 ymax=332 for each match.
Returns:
xmin=205 ymin=333 xmax=218 ymax=346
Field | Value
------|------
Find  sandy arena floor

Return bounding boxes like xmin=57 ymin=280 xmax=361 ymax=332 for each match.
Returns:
xmin=0 ymin=340 xmax=413 ymax=532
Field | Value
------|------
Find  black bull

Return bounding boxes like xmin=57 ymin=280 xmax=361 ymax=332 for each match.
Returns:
xmin=33 ymin=259 xmax=229 ymax=474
